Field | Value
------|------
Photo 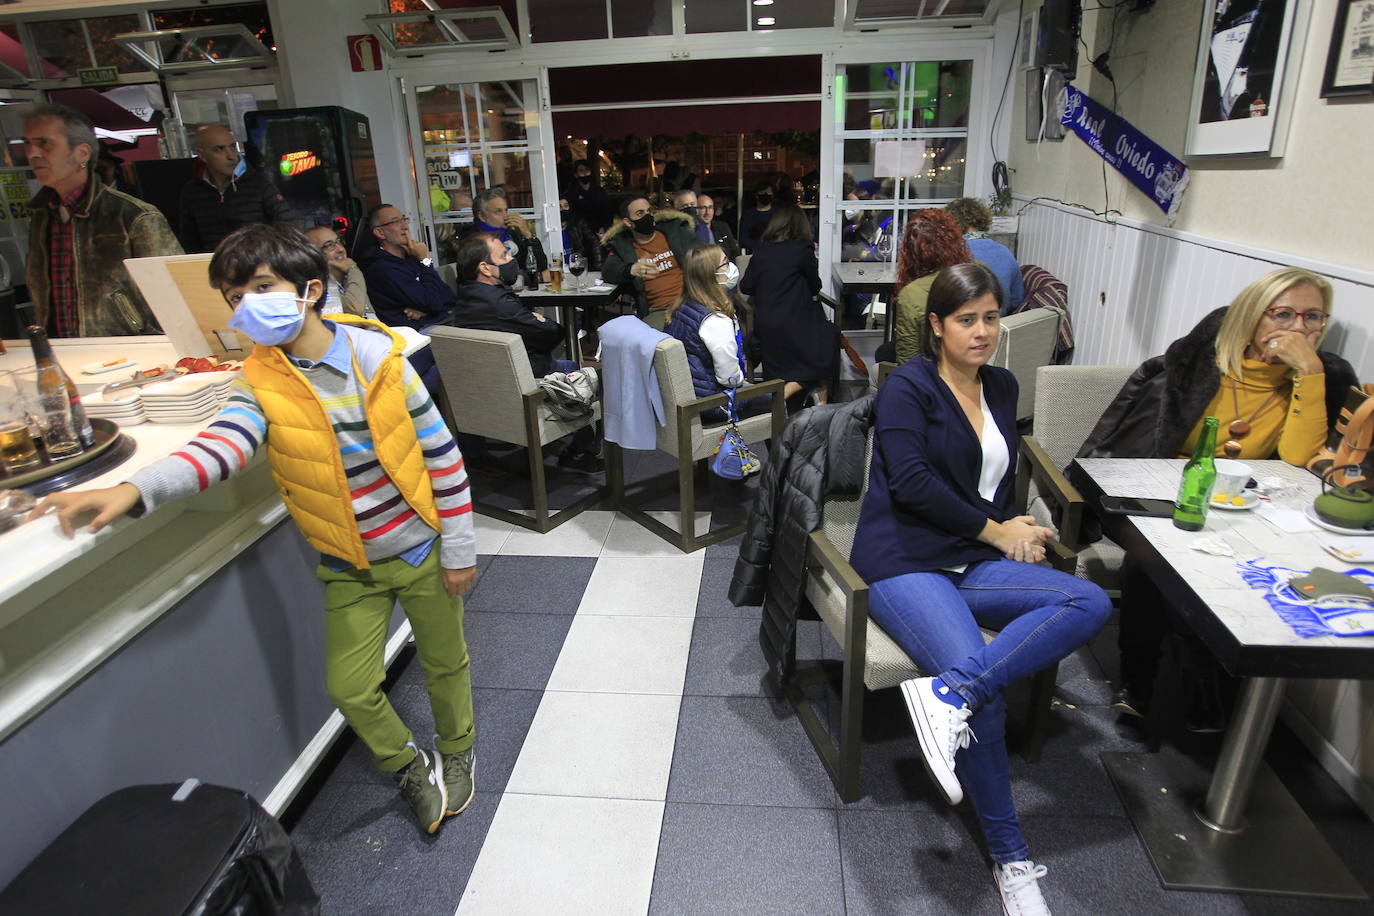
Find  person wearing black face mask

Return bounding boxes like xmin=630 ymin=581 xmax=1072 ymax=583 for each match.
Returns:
xmin=558 ymin=196 xmax=603 ymax=271
xmin=672 ymin=188 xmax=714 ymax=245
xmin=563 ymin=157 xmax=612 ymax=234
xmin=450 ymin=232 xmax=604 ymax=472
xmin=451 ymin=233 xmax=564 ymax=375
xmin=739 ymin=179 xmax=777 ymax=254
xmin=599 ymin=192 xmax=699 ymax=331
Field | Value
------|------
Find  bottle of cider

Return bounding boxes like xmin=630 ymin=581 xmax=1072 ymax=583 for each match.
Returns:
xmin=1172 ymin=416 xmax=1219 ymax=531
xmin=27 ymin=325 xmax=94 ymax=449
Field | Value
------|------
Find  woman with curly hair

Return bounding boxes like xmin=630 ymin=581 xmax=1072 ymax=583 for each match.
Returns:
xmin=892 ymin=210 xmax=974 ymax=364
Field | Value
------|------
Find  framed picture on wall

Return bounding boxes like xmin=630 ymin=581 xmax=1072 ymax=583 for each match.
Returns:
xmin=1321 ymin=0 xmax=1374 ymax=98
xmin=1185 ymin=0 xmax=1311 ymax=156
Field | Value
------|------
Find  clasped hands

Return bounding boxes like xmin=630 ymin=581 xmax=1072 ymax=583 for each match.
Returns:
xmin=990 ymin=515 xmax=1055 ymax=565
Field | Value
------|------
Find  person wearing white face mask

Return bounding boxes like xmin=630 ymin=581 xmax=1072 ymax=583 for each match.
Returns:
xmin=31 ymin=224 xmax=481 ymax=839
xmin=663 ymin=245 xmax=764 ymax=424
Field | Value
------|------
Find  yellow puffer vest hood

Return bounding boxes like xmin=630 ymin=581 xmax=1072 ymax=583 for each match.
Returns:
xmin=242 ymin=314 xmax=438 ymax=568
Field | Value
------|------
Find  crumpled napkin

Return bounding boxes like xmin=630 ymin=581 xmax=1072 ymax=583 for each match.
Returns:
xmin=1190 ymin=535 xmax=1235 ymax=557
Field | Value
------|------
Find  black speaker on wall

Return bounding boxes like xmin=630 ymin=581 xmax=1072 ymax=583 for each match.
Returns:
xmin=1036 ymin=0 xmax=1079 ymax=73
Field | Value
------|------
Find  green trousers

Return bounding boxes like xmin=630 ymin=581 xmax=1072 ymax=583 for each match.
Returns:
xmin=317 ymin=549 xmax=475 ymax=772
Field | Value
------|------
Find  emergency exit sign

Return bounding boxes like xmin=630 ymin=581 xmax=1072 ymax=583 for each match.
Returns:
xmin=78 ymin=67 xmax=119 ymax=86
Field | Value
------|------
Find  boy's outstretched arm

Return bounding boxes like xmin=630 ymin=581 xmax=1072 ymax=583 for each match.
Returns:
xmin=29 ymin=482 xmax=143 ymax=537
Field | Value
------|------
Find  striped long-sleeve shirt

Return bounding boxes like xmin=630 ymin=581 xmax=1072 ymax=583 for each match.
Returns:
xmin=126 ymin=321 xmax=475 ymax=570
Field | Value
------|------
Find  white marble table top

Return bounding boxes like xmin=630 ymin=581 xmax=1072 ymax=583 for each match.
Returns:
xmin=831 ymin=261 xmax=895 ymax=292
xmin=1076 ymin=458 xmax=1374 ymax=663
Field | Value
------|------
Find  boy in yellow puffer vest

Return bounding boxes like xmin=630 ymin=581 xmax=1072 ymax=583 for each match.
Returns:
xmin=33 ymin=224 xmax=476 ymax=836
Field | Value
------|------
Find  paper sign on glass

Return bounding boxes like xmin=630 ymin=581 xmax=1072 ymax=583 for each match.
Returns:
xmin=873 ymin=140 xmax=926 ymax=178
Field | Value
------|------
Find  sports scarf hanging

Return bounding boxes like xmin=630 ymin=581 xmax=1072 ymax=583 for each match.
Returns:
xmin=1059 ymin=83 xmax=1190 ymax=225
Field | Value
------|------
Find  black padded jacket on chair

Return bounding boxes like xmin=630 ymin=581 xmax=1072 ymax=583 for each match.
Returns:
xmin=729 ymin=395 xmax=875 ymax=690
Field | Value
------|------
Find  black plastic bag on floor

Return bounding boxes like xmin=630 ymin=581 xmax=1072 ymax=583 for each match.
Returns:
xmin=0 ymin=781 xmax=320 ymax=915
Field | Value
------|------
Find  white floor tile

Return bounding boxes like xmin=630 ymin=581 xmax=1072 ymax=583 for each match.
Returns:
xmin=545 ymin=615 xmax=695 ymax=695
xmin=506 ymin=690 xmax=681 ymax=800
xmin=600 ymin=510 xmax=712 ymax=557
xmin=498 ymin=510 xmax=616 ymax=557
xmin=472 ymin=513 xmax=515 ymax=555
xmin=457 ymin=794 xmax=663 ymax=916
xmin=577 ymin=556 xmax=705 ymax=617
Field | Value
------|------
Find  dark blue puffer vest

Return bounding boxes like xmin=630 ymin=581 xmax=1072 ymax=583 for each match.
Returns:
xmin=665 ymin=299 xmax=720 ymax=399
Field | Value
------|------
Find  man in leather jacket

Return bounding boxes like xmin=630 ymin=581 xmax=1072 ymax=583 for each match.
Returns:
xmin=24 ymin=104 xmax=182 ymax=337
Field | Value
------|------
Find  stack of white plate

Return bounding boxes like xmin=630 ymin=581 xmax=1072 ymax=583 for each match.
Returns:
xmin=139 ymin=375 xmax=223 ymax=424
xmin=206 ymin=371 xmax=239 ymax=406
xmin=81 ymin=389 xmax=146 ymax=426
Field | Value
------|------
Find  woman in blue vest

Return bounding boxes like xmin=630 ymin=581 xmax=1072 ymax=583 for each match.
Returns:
xmin=851 ymin=262 xmax=1111 ymax=915
xmin=664 ymin=244 xmax=756 ymax=424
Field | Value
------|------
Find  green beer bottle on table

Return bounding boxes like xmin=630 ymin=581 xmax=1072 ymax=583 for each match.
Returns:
xmin=1173 ymin=416 xmax=1219 ymax=531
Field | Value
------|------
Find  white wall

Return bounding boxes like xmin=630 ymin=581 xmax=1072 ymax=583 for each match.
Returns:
xmin=1008 ymin=0 xmax=1374 ymax=272
xmin=266 ymin=0 xmax=412 ymax=211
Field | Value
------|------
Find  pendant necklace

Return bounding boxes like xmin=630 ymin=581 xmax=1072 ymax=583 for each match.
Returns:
xmin=1223 ymin=373 xmax=1284 ymax=459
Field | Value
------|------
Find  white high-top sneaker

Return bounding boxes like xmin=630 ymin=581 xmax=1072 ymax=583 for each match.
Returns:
xmin=993 ymin=860 xmax=1051 ymax=916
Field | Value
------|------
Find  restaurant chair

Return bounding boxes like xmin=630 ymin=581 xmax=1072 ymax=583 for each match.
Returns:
xmin=796 ymin=431 xmax=1070 ymax=803
xmin=988 ymin=305 xmax=1065 ymax=422
xmin=427 ymin=326 xmax=603 ymax=533
xmin=1015 ymin=364 xmax=1135 ymax=595
xmin=605 ymin=336 xmax=785 ymax=553
xmin=1015 ymin=265 xmax=1074 ymax=363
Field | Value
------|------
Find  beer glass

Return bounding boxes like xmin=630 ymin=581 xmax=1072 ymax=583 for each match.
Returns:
xmin=12 ymin=366 xmax=81 ymax=460
xmin=0 ymin=370 xmax=40 ymax=472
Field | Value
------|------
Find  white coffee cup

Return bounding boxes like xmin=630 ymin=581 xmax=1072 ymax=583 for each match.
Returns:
xmin=1213 ymin=458 xmax=1253 ymax=502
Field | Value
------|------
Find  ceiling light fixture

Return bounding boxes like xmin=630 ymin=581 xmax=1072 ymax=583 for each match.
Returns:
xmin=753 ymin=0 xmax=774 ymax=5
xmin=757 ymin=16 xmax=776 ymax=25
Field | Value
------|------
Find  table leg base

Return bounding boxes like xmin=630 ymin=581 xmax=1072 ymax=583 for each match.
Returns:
xmin=1102 ymin=751 xmax=1368 ymax=900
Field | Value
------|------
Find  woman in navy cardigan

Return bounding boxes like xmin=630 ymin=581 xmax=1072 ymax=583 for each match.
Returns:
xmin=850 ymin=262 xmax=1110 ymax=916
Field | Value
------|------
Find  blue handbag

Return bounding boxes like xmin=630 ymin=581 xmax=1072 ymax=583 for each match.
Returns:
xmin=709 ymin=328 xmax=762 ymax=480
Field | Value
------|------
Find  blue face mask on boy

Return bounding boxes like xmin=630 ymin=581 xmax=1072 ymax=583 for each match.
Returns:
xmin=228 ymin=290 xmax=311 ymax=346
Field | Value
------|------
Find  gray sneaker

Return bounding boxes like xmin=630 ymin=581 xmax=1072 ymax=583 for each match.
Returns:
xmin=442 ymin=747 xmax=476 ymax=816
xmin=393 ymin=747 xmax=447 ymax=834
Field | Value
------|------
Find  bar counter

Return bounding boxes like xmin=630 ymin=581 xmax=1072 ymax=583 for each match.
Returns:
xmin=0 ymin=332 xmax=423 ymax=888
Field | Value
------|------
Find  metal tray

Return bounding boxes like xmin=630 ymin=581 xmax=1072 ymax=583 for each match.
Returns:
xmin=0 ymin=418 xmax=135 ymax=491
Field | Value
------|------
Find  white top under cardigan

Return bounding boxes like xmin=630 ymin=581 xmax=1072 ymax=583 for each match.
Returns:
xmin=947 ymin=387 xmax=1009 ymax=573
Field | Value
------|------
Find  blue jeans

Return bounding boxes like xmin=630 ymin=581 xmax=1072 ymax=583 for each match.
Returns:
xmin=870 ymin=559 xmax=1111 ymax=863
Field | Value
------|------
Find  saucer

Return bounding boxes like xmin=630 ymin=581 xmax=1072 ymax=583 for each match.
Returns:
xmin=1211 ymin=489 xmax=1260 ymax=511
xmin=1304 ymin=502 xmax=1374 ymax=536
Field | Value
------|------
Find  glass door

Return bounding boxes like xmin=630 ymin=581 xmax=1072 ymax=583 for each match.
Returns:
xmin=402 ymin=76 xmax=547 ymax=268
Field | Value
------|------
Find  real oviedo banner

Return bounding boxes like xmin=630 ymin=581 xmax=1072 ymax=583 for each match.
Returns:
xmin=1059 ymin=84 xmax=1189 ymax=224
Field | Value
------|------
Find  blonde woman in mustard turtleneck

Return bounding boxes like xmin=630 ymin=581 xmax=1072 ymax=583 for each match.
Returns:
xmin=1077 ymin=267 xmax=1360 ymax=731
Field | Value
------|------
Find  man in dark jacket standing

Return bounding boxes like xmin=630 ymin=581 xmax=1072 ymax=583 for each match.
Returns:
xmin=177 ymin=124 xmax=282 ymax=253
xmin=23 ymin=103 xmax=182 ymax=337
xmin=599 ymin=194 xmax=698 ymax=330
xmin=451 ymin=232 xmax=602 ymax=472
xmin=563 ymin=158 xmax=611 ymax=233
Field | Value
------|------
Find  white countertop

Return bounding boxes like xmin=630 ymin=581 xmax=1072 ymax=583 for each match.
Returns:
xmin=1 ymin=336 xmax=182 ymax=394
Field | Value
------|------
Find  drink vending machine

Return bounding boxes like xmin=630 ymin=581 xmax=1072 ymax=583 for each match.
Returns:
xmin=244 ymin=106 xmax=381 ymax=254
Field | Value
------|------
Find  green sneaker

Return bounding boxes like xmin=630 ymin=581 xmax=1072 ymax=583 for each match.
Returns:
xmin=393 ymin=747 xmax=447 ymax=834
xmin=442 ymin=746 xmax=476 ymax=816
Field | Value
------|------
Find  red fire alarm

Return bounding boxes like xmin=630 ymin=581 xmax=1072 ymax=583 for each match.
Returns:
xmin=348 ymin=34 xmax=383 ymax=73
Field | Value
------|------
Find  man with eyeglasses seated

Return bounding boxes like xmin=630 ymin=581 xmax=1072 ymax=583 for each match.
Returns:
xmin=177 ymin=123 xmax=283 ymax=253
xmin=455 ymin=189 xmax=547 ymax=284
xmin=450 ymin=232 xmax=603 ymax=473
xmin=306 ymin=225 xmax=373 ymax=318
xmin=360 ymin=203 xmax=454 ymax=392
xmin=696 ymin=194 xmax=740 ymax=263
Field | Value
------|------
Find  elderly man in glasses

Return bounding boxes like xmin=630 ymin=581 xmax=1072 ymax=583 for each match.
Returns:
xmin=360 ymin=203 xmax=455 ymax=331
xmin=305 ymin=225 xmax=374 ymax=318
xmin=360 ymin=203 xmax=455 ymax=393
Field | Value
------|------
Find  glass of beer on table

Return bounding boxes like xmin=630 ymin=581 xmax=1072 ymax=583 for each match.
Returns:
xmin=11 ymin=366 xmax=81 ymax=460
xmin=0 ymin=370 xmax=40 ymax=472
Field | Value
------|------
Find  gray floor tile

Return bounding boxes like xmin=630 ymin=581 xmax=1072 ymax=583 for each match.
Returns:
xmin=838 ymin=807 xmax=999 ymax=915
xmin=696 ymin=558 xmax=756 ymax=617
xmin=667 ymin=695 xmax=838 ymax=808
xmin=463 ymin=555 xmax=597 ymax=614
xmin=460 ymin=610 xmax=576 ymax=690
xmin=683 ymin=617 xmax=821 ymax=698
xmin=649 ymin=803 xmax=844 ymax=916
xmin=294 ymin=786 xmax=500 ymax=916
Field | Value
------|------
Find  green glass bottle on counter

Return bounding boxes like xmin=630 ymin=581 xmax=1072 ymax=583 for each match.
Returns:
xmin=1173 ymin=416 xmax=1219 ymax=531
